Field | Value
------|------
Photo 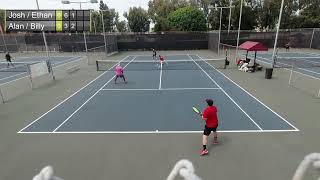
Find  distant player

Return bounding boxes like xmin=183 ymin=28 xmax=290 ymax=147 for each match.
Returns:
xmin=114 ymin=64 xmax=127 ymax=84
xmin=5 ymin=52 xmax=14 ymax=68
xmin=152 ymin=49 xmax=157 ymax=60
xmin=285 ymin=43 xmax=290 ymax=52
xmin=200 ymin=99 xmax=219 ymax=156
xmin=158 ymin=55 xmax=168 ymax=68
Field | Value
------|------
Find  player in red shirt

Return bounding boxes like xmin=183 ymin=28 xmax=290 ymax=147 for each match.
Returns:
xmin=200 ymin=99 xmax=219 ymax=156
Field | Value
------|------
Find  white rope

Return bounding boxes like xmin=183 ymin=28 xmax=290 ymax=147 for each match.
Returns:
xmin=292 ymin=153 xmax=320 ymax=180
xmin=167 ymin=159 xmax=202 ymax=180
xmin=33 ymin=166 xmax=63 ymax=180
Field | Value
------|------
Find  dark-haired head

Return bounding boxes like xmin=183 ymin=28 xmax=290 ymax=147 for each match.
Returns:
xmin=206 ymin=99 xmax=213 ymax=106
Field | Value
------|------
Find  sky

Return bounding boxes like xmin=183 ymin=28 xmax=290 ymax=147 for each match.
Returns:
xmin=0 ymin=0 xmax=150 ymax=20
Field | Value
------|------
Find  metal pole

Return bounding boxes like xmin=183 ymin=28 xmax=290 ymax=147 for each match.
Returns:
xmin=83 ymin=31 xmax=89 ymax=64
xmin=101 ymin=12 xmax=108 ymax=55
xmin=1 ymin=32 xmax=7 ymax=52
xmin=235 ymin=0 xmax=244 ymax=63
xmin=309 ymin=28 xmax=315 ymax=49
xmin=93 ymin=20 xmax=97 ymax=34
xmin=228 ymin=0 xmax=232 ymax=33
xmin=35 ymin=0 xmax=40 ymax=9
xmin=218 ymin=8 xmax=222 ymax=55
xmin=14 ymin=36 xmax=22 ymax=56
xmin=271 ymin=0 xmax=285 ymax=68
xmin=36 ymin=0 xmax=54 ymax=79
xmin=80 ymin=2 xmax=82 ymax=10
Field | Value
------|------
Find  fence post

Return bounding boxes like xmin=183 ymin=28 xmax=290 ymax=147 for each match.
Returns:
xmin=83 ymin=31 xmax=89 ymax=64
xmin=309 ymin=28 xmax=315 ymax=49
xmin=1 ymin=32 xmax=8 ymax=52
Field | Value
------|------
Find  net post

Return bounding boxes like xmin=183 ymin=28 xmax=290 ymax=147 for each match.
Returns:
xmin=288 ymin=65 xmax=294 ymax=85
xmin=96 ymin=60 xmax=99 ymax=71
xmin=224 ymin=49 xmax=228 ymax=69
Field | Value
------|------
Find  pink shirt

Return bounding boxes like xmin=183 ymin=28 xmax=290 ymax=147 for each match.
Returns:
xmin=115 ymin=65 xmax=124 ymax=75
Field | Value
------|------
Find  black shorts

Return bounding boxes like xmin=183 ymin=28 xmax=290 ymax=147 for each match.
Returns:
xmin=203 ymin=125 xmax=218 ymax=136
xmin=116 ymin=74 xmax=124 ymax=78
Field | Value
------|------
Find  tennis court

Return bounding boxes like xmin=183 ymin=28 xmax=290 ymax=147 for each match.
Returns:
xmin=19 ymin=54 xmax=298 ymax=133
xmin=246 ymin=52 xmax=320 ymax=79
xmin=0 ymin=55 xmax=85 ymax=85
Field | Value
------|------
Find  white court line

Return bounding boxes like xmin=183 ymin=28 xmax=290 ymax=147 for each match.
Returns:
xmin=198 ymin=54 xmax=300 ymax=131
xmin=52 ymin=56 xmax=138 ymax=132
xmin=0 ymin=72 xmax=27 ymax=82
xmin=18 ymin=55 xmax=131 ymax=133
xmin=188 ymin=54 xmax=263 ymax=131
xmin=18 ymin=129 xmax=299 ymax=134
xmin=1 ymin=56 xmax=83 ymax=86
xmin=251 ymin=55 xmax=320 ymax=76
xmin=159 ymin=63 xmax=162 ymax=89
xmin=100 ymin=88 xmax=221 ymax=91
xmin=134 ymin=54 xmax=197 ymax=57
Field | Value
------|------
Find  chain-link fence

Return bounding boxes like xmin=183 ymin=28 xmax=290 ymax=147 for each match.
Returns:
xmin=117 ymin=32 xmax=208 ymax=51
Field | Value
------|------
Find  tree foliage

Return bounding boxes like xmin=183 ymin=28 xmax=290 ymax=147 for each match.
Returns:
xmin=168 ymin=6 xmax=207 ymax=31
xmin=124 ymin=7 xmax=150 ymax=32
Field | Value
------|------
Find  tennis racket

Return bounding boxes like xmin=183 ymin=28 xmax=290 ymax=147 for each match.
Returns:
xmin=192 ymin=106 xmax=202 ymax=116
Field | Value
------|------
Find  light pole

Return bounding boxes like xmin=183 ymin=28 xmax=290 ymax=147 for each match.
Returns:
xmin=100 ymin=10 xmax=111 ymax=55
xmin=61 ymin=0 xmax=98 ymax=10
xmin=235 ymin=0 xmax=244 ymax=63
xmin=208 ymin=5 xmax=235 ymax=55
xmin=271 ymin=0 xmax=285 ymax=68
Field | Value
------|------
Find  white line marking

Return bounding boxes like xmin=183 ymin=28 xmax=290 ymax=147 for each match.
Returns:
xmin=0 ymin=75 xmax=29 ymax=86
xmin=189 ymin=54 xmax=263 ymax=131
xmin=199 ymin=55 xmax=300 ymax=131
xmin=250 ymin=56 xmax=320 ymax=80
xmin=18 ymin=56 xmax=131 ymax=133
xmin=159 ymin=63 xmax=162 ymax=89
xmin=251 ymin=55 xmax=320 ymax=76
xmin=52 ymin=56 xmax=83 ymax=68
xmin=0 ymin=56 xmax=84 ymax=86
xmin=18 ymin=129 xmax=299 ymax=134
xmin=100 ymin=88 xmax=221 ymax=91
xmin=53 ymin=56 xmax=138 ymax=132
xmin=0 ymin=72 xmax=27 ymax=81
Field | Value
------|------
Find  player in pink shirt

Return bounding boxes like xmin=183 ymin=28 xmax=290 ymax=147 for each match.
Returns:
xmin=114 ymin=64 xmax=127 ymax=84
xmin=158 ymin=55 xmax=168 ymax=68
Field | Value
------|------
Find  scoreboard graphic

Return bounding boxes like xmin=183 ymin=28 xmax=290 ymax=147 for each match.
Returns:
xmin=5 ymin=10 xmax=91 ymax=32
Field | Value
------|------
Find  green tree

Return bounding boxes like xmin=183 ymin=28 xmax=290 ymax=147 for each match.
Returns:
xmin=168 ymin=6 xmax=207 ymax=31
xmin=148 ymin=0 xmax=197 ymax=31
xmin=99 ymin=0 xmax=118 ymax=32
xmin=208 ymin=0 xmax=232 ymax=30
xmin=231 ymin=0 xmax=258 ymax=30
xmin=124 ymin=7 xmax=150 ymax=32
xmin=116 ymin=21 xmax=127 ymax=32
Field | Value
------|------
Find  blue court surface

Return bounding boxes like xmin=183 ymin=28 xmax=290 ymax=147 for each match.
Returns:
xmin=246 ymin=52 xmax=320 ymax=79
xmin=0 ymin=56 xmax=84 ymax=85
xmin=19 ymin=54 xmax=298 ymax=133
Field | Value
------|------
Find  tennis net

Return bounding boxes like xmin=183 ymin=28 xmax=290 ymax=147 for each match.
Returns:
xmin=0 ymin=61 xmax=41 ymax=72
xmin=96 ymin=58 xmax=227 ymax=71
xmin=275 ymin=56 xmax=320 ymax=69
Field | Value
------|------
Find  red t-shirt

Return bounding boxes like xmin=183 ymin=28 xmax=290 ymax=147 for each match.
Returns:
xmin=202 ymin=106 xmax=218 ymax=128
xmin=159 ymin=56 xmax=164 ymax=61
